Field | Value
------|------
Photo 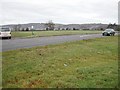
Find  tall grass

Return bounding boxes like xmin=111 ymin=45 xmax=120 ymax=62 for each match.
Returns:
xmin=2 ymin=36 xmax=118 ymax=88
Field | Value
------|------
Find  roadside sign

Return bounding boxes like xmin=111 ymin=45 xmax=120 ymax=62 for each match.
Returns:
xmin=31 ymin=26 xmax=34 ymax=35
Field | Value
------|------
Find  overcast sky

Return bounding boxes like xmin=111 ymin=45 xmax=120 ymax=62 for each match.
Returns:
xmin=0 ymin=0 xmax=119 ymax=25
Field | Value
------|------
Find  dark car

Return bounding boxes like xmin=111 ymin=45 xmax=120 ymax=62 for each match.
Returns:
xmin=102 ymin=29 xmax=115 ymax=36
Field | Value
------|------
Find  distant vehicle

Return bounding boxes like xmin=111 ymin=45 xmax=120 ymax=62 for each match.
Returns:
xmin=0 ymin=27 xmax=11 ymax=39
xmin=102 ymin=29 xmax=115 ymax=36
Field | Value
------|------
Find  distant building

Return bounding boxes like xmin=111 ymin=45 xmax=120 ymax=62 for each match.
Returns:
xmin=118 ymin=1 xmax=120 ymax=24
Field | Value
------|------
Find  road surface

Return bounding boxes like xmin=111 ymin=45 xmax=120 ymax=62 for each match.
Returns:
xmin=1 ymin=34 xmax=104 ymax=51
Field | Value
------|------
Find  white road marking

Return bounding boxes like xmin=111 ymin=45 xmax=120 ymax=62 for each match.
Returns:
xmin=80 ymin=35 xmax=91 ymax=37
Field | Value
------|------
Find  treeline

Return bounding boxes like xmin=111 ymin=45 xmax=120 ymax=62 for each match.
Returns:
xmin=107 ymin=23 xmax=120 ymax=31
xmin=11 ymin=21 xmax=120 ymax=31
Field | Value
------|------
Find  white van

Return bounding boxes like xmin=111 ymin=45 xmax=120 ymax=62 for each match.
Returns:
xmin=0 ymin=27 xmax=11 ymax=39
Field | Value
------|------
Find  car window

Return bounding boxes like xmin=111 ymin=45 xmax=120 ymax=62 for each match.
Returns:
xmin=0 ymin=28 xmax=10 ymax=32
xmin=105 ymin=30 xmax=111 ymax=32
xmin=105 ymin=29 xmax=114 ymax=32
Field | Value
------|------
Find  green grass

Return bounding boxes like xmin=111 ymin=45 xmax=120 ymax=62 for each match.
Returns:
xmin=12 ymin=30 xmax=101 ymax=38
xmin=2 ymin=36 xmax=118 ymax=88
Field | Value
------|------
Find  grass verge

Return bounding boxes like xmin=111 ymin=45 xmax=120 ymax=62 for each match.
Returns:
xmin=11 ymin=30 xmax=101 ymax=38
xmin=2 ymin=36 xmax=118 ymax=88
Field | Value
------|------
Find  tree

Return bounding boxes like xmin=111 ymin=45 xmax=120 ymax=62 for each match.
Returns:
xmin=107 ymin=23 xmax=118 ymax=30
xmin=113 ymin=23 xmax=117 ymax=26
xmin=13 ymin=24 xmax=21 ymax=31
xmin=116 ymin=25 xmax=120 ymax=31
xmin=107 ymin=23 xmax=112 ymax=28
xmin=66 ymin=28 xmax=69 ymax=30
xmin=45 ymin=20 xmax=55 ymax=30
xmin=22 ymin=28 xmax=25 ymax=31
xmin=26 ymin=27 xmax=29 ymax=31
xmin=73 ymin=28 xmax=76 ymax=30
xmin=13 ymin=25 xmax=18 ymax=31
xmin=100 ymin=28 xmax=103 ymax=30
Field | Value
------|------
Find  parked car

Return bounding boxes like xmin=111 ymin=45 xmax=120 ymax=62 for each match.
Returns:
xmin=0 ymin=27 xmax=11 ymax=39
xmin=102 ymin=29 xmax=115 ymax=36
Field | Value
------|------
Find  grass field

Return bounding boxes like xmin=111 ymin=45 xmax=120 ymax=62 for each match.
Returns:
xmin=2 ymin=36 xmax=118 ymax=88
xmin=11 ymin=30 xmax=101 ymax=38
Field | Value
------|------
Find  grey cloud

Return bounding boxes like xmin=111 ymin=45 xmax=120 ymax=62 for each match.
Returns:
xmin=0 ymin=0 xmax=119 ymax=25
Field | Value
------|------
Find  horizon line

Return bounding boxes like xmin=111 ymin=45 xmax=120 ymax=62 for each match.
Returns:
xmin=0 ymin=22 xmax=117 ymax=26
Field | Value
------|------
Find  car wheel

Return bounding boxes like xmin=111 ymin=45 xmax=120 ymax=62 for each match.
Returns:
xmin=102 ymin=33 xmax=104 ymax=36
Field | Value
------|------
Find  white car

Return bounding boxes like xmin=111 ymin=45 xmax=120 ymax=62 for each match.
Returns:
xmin=0 ymin=27 xmax=11 ymax=39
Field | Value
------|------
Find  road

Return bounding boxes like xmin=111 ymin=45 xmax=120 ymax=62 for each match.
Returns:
xmin=1 ymin=34 xmax=104 ymax=51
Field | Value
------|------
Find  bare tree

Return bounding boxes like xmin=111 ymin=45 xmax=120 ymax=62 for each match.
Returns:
xmin=13 ymin=25 xmax=17 ymax=31
xmin=13 ymin=24 xmax=21 ymax=31
xmin=45 ymin=20 xmax=55 ymax=30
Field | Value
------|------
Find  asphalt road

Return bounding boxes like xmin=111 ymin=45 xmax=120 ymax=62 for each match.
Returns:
xmin=1 ymin=34 xmax=104 ymax=52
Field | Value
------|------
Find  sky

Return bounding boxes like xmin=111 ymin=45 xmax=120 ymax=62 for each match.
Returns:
xmin=0 ymin=0 xmax=119 ymax=25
